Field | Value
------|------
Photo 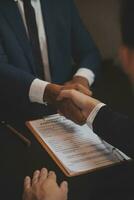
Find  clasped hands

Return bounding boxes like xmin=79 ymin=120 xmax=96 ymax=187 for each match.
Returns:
xmin=44 ymin=76 xmax=95 ymax=125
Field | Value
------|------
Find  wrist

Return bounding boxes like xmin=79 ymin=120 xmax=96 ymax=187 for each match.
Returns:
xmin=84 ymin=98 xmax=101 ymax=119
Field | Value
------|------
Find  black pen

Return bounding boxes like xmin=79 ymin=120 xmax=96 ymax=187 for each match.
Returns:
xmin=1 ymin=121 xmax=31 ymax=147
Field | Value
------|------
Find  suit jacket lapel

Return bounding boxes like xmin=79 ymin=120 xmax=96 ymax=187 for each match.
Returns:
xmin=0 ymin=0 xmax=36 ymax=74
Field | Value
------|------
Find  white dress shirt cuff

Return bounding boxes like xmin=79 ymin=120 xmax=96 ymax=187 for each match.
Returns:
xmin=29 ymin=78 xmax=50 ymax=104
xmin=86 ymin=103 xmax=106 ymax=129
xmin=74 ymin=68 xmax=95 ymax=86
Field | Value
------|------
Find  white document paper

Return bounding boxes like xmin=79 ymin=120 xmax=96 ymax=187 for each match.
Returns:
xmin=28 ymin=114 xmax=128 ymax=175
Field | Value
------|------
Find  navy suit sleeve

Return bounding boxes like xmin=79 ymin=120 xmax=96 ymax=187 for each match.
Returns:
xmin=70 ymin=0 xmax=101 ymax=75
xmin=0 ymin=36 xmax=35 ymax=108
xmin=93 ymin=106 xmax=134 ymax=159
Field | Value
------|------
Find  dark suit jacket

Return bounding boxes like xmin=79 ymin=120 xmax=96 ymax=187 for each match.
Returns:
xmin=0 ymin=0 xmax=101 ymax=120
xmin=93 ymin=106 xmax=134 ymax=159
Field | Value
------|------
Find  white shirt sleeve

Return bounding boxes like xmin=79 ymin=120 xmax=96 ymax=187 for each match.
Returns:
xmin=86 ymin=103 xmax=106 ymax=129
xmin=74 ymin=68 xmax=95 ymax=86
xmin=29 ymin=79 xmax=50 ymax=104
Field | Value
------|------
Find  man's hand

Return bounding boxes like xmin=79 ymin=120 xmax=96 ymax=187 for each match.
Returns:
xmin=58 ymin=99 xmax=87 ymax=125
xmin=55 ymin=76 xmax=92 ymax=125
xmin=23 ymin=168 xmax=68 ymax=200
xmin=58 ymin=89 xmax=100 ymax=120
xmin=43 ymin=76 xmax=91 ymax=105
xmin=43 ymin=81 xmax=90 ymax=125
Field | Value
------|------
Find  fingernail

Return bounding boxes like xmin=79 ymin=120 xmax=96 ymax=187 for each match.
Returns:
xmin=34 ymin=170 xmax=40 ymax=174
xmin=41 ymin=168 xmax=47 ymax=173
xmin=49 ymin=171 xmax=55 ymax=175
xmin=25 ymin=176 xmax=30 ymax=180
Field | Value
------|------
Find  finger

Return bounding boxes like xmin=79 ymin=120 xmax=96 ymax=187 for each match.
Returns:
xmin=62 ymin=83 xmax=92 ymax=96
xmin=75 ymin=84 xmax=92 ymax=96
xmin=24 ymin=176 xmax=31 ymax=191
xmin=47 ymin=171 xmax=57 ymax=181
xmin=39 ymin=168 xmax=48 ymax=183
xmin=60 ymin=181 xmax=68 ymax=194
xmin=32 ymin=170 xmax=40 ymax=185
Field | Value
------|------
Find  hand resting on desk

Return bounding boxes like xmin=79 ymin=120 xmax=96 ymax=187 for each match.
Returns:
xmin=23 ymin=168 xmax=68 ymax=200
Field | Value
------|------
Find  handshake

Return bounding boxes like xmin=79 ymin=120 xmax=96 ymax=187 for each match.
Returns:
xmin=44 ymin=76 xmax=100 ymax=125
